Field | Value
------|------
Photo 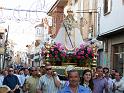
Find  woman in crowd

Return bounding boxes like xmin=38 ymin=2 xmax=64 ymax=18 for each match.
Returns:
xmin=81 ymin=69 xmax=94 ymax=93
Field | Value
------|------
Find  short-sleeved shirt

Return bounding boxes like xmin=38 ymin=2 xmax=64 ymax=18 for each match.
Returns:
xmin=0 ymin=75 xmax=4 ymax=86
xmin=58 ymin=85 xmax=90 ymax=93
xmin=24 ymin=76 xmax=39 ymax=93
xmin=3 ymin=74 xmax=20 ymax=93
xmin=37 ymin=74 xmax=60 ymax=93
xmin=93 ymin=77 xmax=108 ymax=93
xmin=113 ymin=79 xmax=124 ymax=93
xmin=19 ymin=74 xmax=30 ymax=86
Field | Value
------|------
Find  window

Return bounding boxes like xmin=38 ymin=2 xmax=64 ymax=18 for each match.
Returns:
xmin=104 ymin=0 xmax=112 ymax=15
xmin=123 ymin=0 xmax=124 ymax=4
xmin=36 ymin=27 xmax=41 ymax=35
xmin=113 ymin=44 xmax=124 ymax=75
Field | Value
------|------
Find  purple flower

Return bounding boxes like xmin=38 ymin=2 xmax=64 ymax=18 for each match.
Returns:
xmin=80 ymin=44 xmax=84 ymax=49
xmin=56 ymin=42 xmax=61 ymax=47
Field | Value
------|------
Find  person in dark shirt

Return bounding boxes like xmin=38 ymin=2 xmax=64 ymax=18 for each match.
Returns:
xmin=3 ymin=67 xmax=20 ymax=93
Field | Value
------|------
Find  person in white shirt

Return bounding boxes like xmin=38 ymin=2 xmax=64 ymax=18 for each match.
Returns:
xmin=113 ymin=71 xmax=124 ymax=93
xmin=19 ymin=68 xmax=30 ymax=87
xmin=0 ymin=73 xmax=4 ymax=86
xmin=103 ymin=67 xmax=114 ymax=93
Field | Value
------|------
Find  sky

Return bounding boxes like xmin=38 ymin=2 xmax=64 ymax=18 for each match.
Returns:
xmin=0 ymin=0 xmax=57 ymax=52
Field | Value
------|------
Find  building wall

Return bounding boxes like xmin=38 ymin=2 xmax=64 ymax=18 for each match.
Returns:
xmin=107 ymin=32 xmax=124 ymax=75
xmin=98 ymin=0 xmax=124 ymax=73
xmin=98 ymin=0 xmax=124 ymax=36
xmin=49 ymin=6 xmax=64 ymax=37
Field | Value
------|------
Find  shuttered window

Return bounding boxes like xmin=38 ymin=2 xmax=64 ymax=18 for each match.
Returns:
xmin=104 ymin=0 xmax=112 ymax=15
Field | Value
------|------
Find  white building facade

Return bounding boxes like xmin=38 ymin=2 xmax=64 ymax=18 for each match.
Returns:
xmin=97 ymin=0 xmax=124 ymax=75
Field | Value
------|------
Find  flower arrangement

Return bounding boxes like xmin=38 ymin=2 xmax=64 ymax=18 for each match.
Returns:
xmin=43 ymin=42 xmax=95 ymax=67
xmin=48 ymin=42 xmax=67 ymax=65
xmin=73 ymin=44 xmax=95 ymax=66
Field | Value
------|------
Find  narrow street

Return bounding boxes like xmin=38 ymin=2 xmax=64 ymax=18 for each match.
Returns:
xmin=0 ymin=0 xmax=124 ymax=93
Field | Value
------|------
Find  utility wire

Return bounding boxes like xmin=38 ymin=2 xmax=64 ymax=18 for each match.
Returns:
xmin=0 ymin=7 xmax=47 ymax=13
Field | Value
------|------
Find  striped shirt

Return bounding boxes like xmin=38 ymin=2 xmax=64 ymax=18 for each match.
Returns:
xmin=37 ymin=74 xmax=60 ymax=93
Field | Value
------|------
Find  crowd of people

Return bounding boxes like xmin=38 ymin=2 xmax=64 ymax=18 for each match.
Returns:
xmin=0 ymin=62 xmax=124 ymax=93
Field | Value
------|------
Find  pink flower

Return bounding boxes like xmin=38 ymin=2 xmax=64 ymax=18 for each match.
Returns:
xmin=55 ymin=55 xmax=58 ymax=58
xmin=88 ymin=51 xmax=90 ymax=54
xmin=54 ymin=51 xmax=58 ymax=54
xmin=51 ymin=48 xmax=54 ymax=51
xmin=86 ymin=54 xmax=89 ymax=58
xmin=63 ymin=53 xmax=66 ymax=56
xmin=81 ymin=51 xmax=84 ymax=54
xmin=60 ymin=54 xmax=63 ymax=56
xmin=77 ymin=56 xmax=81 ymax=59
xmin=77 ymin=52 xmax=81 ymax=55
xmin=59 ymin=47 xmax=62 ymax=51
xmin=61 ymin=53 xmax=66 ymax=57
xmin=87 ymin=47 xmax=92 ymax=53
xmin=75 ymin=48 xmax=79 ymax=51
xmin=92 ymin=54 xmax=94 ymax=57
xmin=49 ymin=54 xmax=52 ymax=57
xmin=81 ymin=56 xmax=85 ymax=59
xmin=61 ymin=47 xmax=64 ymax=50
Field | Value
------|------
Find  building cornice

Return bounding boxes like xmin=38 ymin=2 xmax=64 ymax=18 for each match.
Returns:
xmin=47 ymin=0 xmax=68 ymax=15
xmin=97 ymin=25 xmax=124 ymax=40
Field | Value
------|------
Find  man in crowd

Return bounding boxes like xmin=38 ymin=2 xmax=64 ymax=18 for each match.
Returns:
xmin=3 ymin=67 xmax=20 ymax=93
xmin=58 ymin=70 xmax=84 ymax=93
xmin=93 ymin=66 xmax=108 ymax=93
xmin=23 ymin=67 xmax=39 ymax=93
xmin=110 ymin=69 xmax=117 ymax=79
xmin=103 ymin=67 xmax=114 ymax=93
xmin=19 ymin=68 xmax=30 ymax=87
xmin=113 ymin=71 xmax=124 ymax=93
xmin=36 ymin=62 xmax=61 ymax=93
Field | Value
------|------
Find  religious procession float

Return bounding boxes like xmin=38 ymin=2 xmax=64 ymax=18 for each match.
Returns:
xmin=41 ymin=11 xmax=97 ymax=76
xmin=42 ymin=40 xmax=97 ymax=77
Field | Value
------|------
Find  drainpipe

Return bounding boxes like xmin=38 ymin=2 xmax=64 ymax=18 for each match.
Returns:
xmin=97 ymin=7 xmax=101 ymax=39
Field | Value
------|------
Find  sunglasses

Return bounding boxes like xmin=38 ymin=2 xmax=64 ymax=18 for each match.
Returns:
xmin=46 ymin=68 xmax=52 ymax=71
xmin=9 ymin=70 xmax=14 ymax=72
xmin=32 ymin=70 xmax=37 ymax=71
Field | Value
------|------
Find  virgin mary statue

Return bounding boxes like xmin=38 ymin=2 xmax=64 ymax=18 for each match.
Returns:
xmin=53 ymin=10 xmax=83 ymax=51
